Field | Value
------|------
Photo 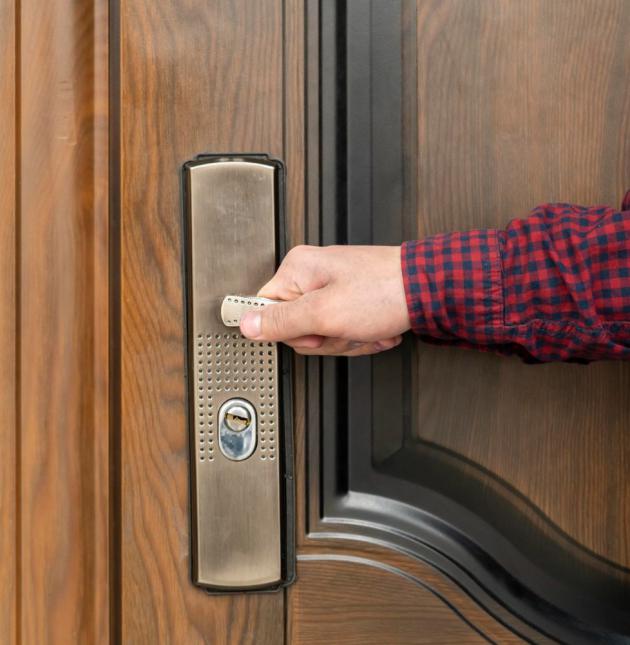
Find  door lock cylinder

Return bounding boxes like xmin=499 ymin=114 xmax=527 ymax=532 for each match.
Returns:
xmin=218 ymin=398 xmax=257 ymax=461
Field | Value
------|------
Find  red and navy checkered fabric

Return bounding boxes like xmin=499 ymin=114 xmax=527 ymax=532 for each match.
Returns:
xmin=401 ymin=190 xmax=630 ymax=363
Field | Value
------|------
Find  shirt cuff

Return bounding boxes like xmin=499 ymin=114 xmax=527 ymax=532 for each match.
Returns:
xmin=401 ymin=230 xmax=504 ymax=344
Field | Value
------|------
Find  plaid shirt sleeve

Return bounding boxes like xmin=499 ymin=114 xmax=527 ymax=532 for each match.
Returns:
xmin=401 ymin=190 xmax=630 ymax=363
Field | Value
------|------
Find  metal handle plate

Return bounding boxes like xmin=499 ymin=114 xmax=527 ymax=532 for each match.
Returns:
xmin=182 ymin=154 xmax=294 ymax=592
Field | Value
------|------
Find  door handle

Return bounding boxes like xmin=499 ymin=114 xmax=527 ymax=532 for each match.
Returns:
xmin=182 ymin=154 xmax=295 ymax=592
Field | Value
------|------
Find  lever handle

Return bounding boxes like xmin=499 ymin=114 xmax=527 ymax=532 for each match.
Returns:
xmin=221 ymin=295 xmax=280 ymax=327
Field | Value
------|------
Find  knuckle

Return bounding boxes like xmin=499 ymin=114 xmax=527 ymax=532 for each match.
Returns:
xmin=267 ymin=303 xmax=297 ymax=340
xmin=303 ymin=298 xmax=326 ymax=333
xmin=286 ymin=244 xmax=321 ymax=265
xmin=286 ymin=244 xmax=308 ymax=261
xmin=266 ymin=306 xmax=286 ymax=335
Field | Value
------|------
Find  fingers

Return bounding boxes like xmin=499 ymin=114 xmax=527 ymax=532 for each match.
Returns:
xmin=290 ymin=335 xmax=403 ymax=357
xmin=257 ymin=274 xmax=300 ymax=301
xmin=257 ymin=245 xmax=329 ymax=301
xmin=284 ymin=335 xmax=325 ymax=349
xmin=240 ymin=293 xmax=322 ymax=342
xmin=373 ymin=337 xmax=403 ymax=352
xmin=254 ymin=263 xmax=294 ymax=301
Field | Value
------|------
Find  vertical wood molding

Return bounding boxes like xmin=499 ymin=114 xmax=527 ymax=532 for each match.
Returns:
xmin=0 ymin=0 xmax=17 ymax=641
xmin=18 ymin=0 xmax=110 ymax=641
xmin=93 ymin=0 xmax=111 ymax=639
xmin=284 ymin=0 xmax=308 ymax=551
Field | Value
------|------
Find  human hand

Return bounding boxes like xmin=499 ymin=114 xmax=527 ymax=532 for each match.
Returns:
xmin=239 ymin=245 xmax=410 ymax=356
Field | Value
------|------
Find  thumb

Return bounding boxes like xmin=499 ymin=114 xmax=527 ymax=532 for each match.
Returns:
xmin=240 ymin=296 xmax=320 ymax=341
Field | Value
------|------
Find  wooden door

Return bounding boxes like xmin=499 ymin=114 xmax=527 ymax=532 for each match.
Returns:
xmin=4 ymin=0 xmax=629 ymax=643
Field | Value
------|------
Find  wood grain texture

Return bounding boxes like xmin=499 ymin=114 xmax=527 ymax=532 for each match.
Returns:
xmin=413 ymin=0 xmax=630 ymax=236
xmin=408 ymin=0 xmax=630 ymax=567
xmin=284 ymin=0 xmax=309 ymax=549
xmin=0 ymin=0 xmax=16 ymax=641
xmin=288 ymin=545 xmax=527 ymax=644
xmin=118 ymin=0 xmax=285 ymax=641
xmin=18 ymin=0 xmax=110 ymax=642
xmin=290 ymin=560 xmax=487 ymax=644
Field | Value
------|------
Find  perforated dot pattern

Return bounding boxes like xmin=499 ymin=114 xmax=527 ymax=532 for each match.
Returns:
xmin=195 ymin=332 xmax=277 ymax=463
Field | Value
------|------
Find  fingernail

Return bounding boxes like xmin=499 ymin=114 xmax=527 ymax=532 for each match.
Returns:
xmin=374 ymin=340 xmax=393 ymax=351
xmin=240 ymin=311 xmax=261 ymax=338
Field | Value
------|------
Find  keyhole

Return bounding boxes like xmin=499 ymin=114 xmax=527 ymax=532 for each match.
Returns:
xmin=224 ymin=405 xmax=251 ymax=432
